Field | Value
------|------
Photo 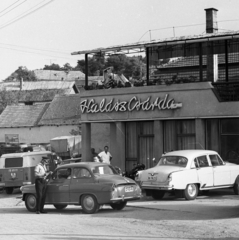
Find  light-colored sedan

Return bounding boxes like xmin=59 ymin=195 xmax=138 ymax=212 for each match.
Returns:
xmin=136 ymin=150 xmax=239 ymax=200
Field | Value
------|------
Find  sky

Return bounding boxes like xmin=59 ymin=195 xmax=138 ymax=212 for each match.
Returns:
xmin=0 ymin=0 xmax=239 ymax=81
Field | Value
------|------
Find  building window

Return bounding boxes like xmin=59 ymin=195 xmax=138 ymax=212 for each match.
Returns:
xmin=125 ymin=121 xmax=154 ymax=171
xmin=164 ymin=120 xmax=195 ymax=152
xmin=221 ymin=118 xmax=239 ymax=163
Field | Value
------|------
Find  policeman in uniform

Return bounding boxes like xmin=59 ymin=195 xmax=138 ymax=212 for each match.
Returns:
xmin=34 ymin=156 xmax=51 ymax=214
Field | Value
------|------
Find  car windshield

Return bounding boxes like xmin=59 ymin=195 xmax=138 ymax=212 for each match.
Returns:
xmin=157 ymin=156 xmax=188 ymax=167
xmin=91 ymin=165 xmax=117 ymax=175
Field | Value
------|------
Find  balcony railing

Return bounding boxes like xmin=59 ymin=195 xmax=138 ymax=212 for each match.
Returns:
xmin=212 ymin=82 xmax=239 ymax=102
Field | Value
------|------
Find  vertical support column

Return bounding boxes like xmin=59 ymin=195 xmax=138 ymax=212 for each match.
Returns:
xmin=146 ymin=47 xmax=150 ymax=86
xmin=112 ymin=122 xmax=126 ymax=171
xmin=85 ymin=53 xmax=88 ymax=89
xmin=199 ymin=42 xmax=203 ymax=81
xmin=110 ymin=122 xmax=116 ymax=164
xmin=225 ymin=40 xmax=229 ymax=82
xmin=195 ymin=119 xmax=206 ymax=150
xmin=154 ymin=120 xmax=164 ymax=162
xmin=81 ymin=123 xmax=91 ymax=162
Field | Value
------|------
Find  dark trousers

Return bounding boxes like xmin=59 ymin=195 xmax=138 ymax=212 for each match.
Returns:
xmin=35 ymin=178 xmax=47 ymax=212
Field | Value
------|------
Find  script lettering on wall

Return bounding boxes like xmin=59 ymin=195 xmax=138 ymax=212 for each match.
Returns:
xmin=80 ymin=94 xmax=182 ymax=114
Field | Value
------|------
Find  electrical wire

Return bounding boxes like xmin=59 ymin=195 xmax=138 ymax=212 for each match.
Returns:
xmin=0 ymin=45 xmax=76 ymax=61
xmin=0 ymin=42 xmax=72 ymax=55
xmin=0 ymin=0 xmax=21 ymax=14
xmin=0 ymin=0 xmax=54 ymax=30
xmin=0 ymin=0 xmax=27 ymax=19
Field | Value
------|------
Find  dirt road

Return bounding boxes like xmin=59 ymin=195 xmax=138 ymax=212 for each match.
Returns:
xmin=0 ymin=188 xmax=239 ymax=240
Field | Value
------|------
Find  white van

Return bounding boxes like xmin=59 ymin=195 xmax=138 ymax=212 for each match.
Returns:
xmin=0 ymin=151 xmax=53 ymax=194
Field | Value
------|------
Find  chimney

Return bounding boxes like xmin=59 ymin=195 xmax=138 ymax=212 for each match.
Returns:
xmin=205 ymin=8 xmax=218 ymax=33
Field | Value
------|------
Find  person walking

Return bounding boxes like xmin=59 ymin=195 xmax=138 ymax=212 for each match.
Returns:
xmin=34 ymin=156 xmax=51 ymax=214
xmin=98 ymin=146 xmax=112 ymax=164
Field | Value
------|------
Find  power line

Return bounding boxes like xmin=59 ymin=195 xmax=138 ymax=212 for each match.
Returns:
xmin=0 ymin=0 xmax=54 ymax=30
xmin=0 ymin=42 xmax=71 ymax=55
xmin=0 ymin=0 xmax=27 ymax=19
xmin=0 ymin=45 xmax=77 ymax=61
xmin=138 ymin=18 xmax=239 ymax=42
xmin=0 ymin=0 xmax=21 ymax=14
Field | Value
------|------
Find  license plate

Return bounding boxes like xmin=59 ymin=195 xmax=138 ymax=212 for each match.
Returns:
xmin=125 ymin=186 xmax=134 ymax=192
xmin=148 ymin=176 xmax=157 ymax=181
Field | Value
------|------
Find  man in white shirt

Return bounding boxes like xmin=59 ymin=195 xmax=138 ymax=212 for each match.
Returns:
xmin=98 ymin=146 xmax=112 ymax=164
xmin=34 ymin=156 xmax=51 ymax=214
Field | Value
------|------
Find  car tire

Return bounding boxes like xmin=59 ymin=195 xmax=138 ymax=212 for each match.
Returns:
xmin=25 ymin=194 xmax=37 ymax=212
xmin=81 ymin=194 xmax=99 ymax=214
xmin=184 ymin=184 xmax=198 ymax=200
xmin=5 ymin=187 xmax=13 ymax=194
xmin=233 ymin=176 xmax=239 ymax=195
xmin=53 ymin=204 xmax=68 ymax=210
xmin=110 ymin=201 xmax=127 ymax=210
xmin=151 ymin=190 xmax=165 ymax=200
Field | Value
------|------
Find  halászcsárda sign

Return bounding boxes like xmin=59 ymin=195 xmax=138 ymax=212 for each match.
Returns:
xmin=80 ymin=94 xmax=182 ymax=113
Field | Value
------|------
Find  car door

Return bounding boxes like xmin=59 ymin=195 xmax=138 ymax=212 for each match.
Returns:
xmin=69 ymin=167 xmax=96 ymax=204
xmin=46 ymin=167 xmax=71 ymax=204
xmin=194 ymin=155 xmax=213 ymax=189
xmin=208 ymin=154 xmax=231 ymax=186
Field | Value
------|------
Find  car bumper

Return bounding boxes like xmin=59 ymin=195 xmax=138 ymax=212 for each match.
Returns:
xmin=110 ymin=195 xmax=142 ymax=202
xmin=141 ymin=184 xmax=173 ymax=190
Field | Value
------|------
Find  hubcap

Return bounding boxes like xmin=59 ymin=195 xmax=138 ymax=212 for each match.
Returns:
xmin=83 ymin=196 xmax=94 ymax=210
xmin=188 ymin=184 xmax=196 ymax=197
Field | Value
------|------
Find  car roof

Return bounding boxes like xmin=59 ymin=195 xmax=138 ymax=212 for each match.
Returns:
xmin=1 ymin=151 xmax=52 ymax=158
xmin=57 ymin=162 xmax=110 ymax=169
xmin=163 ymin=149 xmax=218 ymax=159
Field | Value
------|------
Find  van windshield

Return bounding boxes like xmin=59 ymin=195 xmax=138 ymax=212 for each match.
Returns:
xmin=5 ymin=158 xmax=23 ymax=168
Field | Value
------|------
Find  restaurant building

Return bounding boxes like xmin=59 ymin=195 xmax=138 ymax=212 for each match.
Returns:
xmin=72 ymin=8 xmax=239 ymax=171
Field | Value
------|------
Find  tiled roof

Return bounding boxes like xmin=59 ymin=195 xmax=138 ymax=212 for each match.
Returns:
xmin=18 ymin=89 xmax=72 ymax=102
xmin=0 ymin=80 xmax=78 ymax=91
xmin=38 ymin=94 xmax=81 ymax=126
xmin=0 ymin=104 xmax=49 ymax=128
xmin=34 ymin=70 xmax=84 ymax=80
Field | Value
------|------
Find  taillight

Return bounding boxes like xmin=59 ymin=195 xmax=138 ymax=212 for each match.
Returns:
xmin=111 ymin=184 xmax=118 ymax=198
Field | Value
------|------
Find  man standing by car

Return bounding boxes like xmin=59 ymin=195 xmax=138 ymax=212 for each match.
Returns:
xmin=34 ymin=156 xmax=51 ymax=214
xmin=98 ymin=146 xmax=112 ymax=164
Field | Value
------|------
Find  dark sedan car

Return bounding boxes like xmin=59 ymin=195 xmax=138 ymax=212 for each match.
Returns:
xmin=20 ymin=162 xmax=142 ymax=214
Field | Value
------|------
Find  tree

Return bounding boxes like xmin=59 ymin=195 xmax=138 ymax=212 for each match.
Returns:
xmin=0 ymin=88 xmax=20 ymax=114
xmin=43 ymin=63 xmax=61 ymax=71
xmin=69 ymin=125 xmax=81 ymax=136
xmin=3 ymin=66 xmax=37 ymax=82
xmin=75 ymin=54 xmax=145 ymax=80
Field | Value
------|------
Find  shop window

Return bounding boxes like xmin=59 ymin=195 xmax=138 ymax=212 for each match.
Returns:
xmin=164 ymin=120 xmax=195 ymax=151
xmin=221 ymin=119 xmax=239 ymax=164
xmin=206 ymin=119 xmax=220 ymax=152
xmin=125 ymin=121 xmax=154 ymax=171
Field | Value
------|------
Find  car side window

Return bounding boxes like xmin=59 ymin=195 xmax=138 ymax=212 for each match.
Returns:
xmin=54 ymin=168 xmax=71 ymax=180
xmin=192 ymin=158 xmax=200 ymax=168
xmin=73 ymin=168 xmax=91 ymax=178
xmin=196 ymin=155 xmax=209 ymax=168
xmin=209 ymin=155 xmax=224 ymax=166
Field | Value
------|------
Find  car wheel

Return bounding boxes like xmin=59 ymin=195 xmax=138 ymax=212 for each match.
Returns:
xmin=233 ymin=176 xmax=239 ymax=195
xmin=151 ymin=190 xmax=165 ymax=200
xmin=81 ymin=194 xmax=99 ymax=214
xmin=5 ymin=187 xmax=13 ymax=194
xmin=25 ymin=194 xmax=37 ymax=212
xmin=110 ymin=201 xmax=127 ymax=210
xmin=53 ymin=204 xmax=68 ymax=210
xmin=184 ymin=184 xmax=198 ymax=200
